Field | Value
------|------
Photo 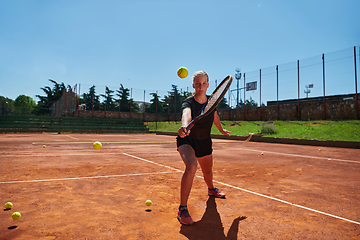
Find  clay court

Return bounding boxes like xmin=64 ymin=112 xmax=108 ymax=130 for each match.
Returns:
xmin=0 ymin=133 xmax=359 ymax=239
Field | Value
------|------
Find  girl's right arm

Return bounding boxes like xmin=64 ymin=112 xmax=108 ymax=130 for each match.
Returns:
xmin=178 ymin=108 xmax=192 ymax=138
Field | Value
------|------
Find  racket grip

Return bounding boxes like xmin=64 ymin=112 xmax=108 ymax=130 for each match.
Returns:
xmin=186 ymin=122 xmax=194 ymax=132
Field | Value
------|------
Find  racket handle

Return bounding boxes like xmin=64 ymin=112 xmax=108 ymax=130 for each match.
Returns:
xmin=186 ymin=122 xmax=194 ymax=132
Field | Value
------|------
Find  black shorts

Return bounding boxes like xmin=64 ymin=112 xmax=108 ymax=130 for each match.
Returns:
xmin=176 ymin=135 xmax=212 ymax=158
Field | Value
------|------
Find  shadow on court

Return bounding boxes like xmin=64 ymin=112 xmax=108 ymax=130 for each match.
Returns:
xmin=180 ymin=196 xmax=247 ymax=240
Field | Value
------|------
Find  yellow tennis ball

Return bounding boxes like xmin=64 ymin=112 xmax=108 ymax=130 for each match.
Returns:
xmin=145 ymin=200 xmax=152 ymax=207
xmin=43 ymin=145 xmax=46 ymax=148
xmin=261 ymin=152 xmax=264 ymax=155
xmin=12 ymin=212 xmax=21 ymax=220
xmin=319 ymin=149 xmax=321 ymax=151
xmin=93 ymin=141 xmax=102 ymax=150
xmin=177 ymin=67 xmax=188 ymax=79
xmin=5 ymin=202 xmax=13 ymax=209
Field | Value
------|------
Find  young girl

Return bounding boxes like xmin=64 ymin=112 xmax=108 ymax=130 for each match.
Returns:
xmin=176 ymin=70 xmax=230 ymax=225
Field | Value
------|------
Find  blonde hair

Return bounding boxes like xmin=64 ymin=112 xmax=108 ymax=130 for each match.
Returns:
xmin=192 ymin=71 xmax=209 ymax=96
xmin=192 ymin=70 xmax=209 ymax=83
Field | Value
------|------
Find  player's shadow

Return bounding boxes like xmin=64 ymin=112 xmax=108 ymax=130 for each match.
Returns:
xmin=180 ymin=196 xmax=247 ymax=240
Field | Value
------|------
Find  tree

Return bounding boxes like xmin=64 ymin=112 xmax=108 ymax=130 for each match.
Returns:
xmin=245 ymin=97 xmax=258 ymax=107
xmin=36 ymin=79 xmax=66 ymax=114
xmin=116 ymin=84 xmax=139 ymax=113
xmin=14 ymin=95 xmax=37 ymax=115
xmin=217 ymin=97 xmax=229 ymax=110
xmin=145 ymin=92 xmax=165 ymax=113
xmin=0 ymin=96 xmax=14 ymax=115
xmin=101 ymin=87 xmax=115 ymax=111
xmin=82 ymin=85 xmax=100 ymax=110
xmin=165 ymin=85 xmax=183 ymax=114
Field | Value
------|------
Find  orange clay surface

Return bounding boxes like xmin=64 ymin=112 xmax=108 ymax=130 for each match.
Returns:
xmin=0 ymin=133 xmax=359 ymax=239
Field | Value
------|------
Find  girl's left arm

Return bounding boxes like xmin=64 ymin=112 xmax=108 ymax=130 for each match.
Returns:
xmin=213 ymin=110 xmax=231 ymax=136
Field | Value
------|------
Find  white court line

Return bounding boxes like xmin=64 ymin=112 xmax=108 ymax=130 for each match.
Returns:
xmin=123 ymin=152 xmax=360 ymax=225
xmin=65 ymin=135 xmax=80 ymax=140
xmin=237 ymin=148 xmax=360 ymax=164
xmin=0 ymin=171 xmax=175 ymax=184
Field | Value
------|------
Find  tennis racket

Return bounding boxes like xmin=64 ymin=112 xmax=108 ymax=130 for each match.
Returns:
xmin=186 ymin=75 xmax=233 ymax=131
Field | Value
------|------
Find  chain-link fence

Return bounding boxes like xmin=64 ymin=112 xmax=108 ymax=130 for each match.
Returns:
xmin=1 ymin=46 xmax=359 ymax=120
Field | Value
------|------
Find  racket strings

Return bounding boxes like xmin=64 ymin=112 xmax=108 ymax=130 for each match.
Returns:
xmin=201 ymin=79 xmax=230 ymax=114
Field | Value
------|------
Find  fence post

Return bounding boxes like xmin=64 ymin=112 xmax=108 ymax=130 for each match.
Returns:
xmin=118 ymin=86 xmax=121 ymax=119
xmin=167 ymin=94 xmax=170 ymax=121
xmin=174 ymin=88 xmax=177 ymax=121
xmin=143 ymin=90 xmax=145 ymax=122
xmin=297 ymin=60 xmax=300 ymax=120
xmin=156 ymin=90 xmax=158 ymax=130
xmin=228 ymin=89 xmax=231 ymax=120
xmin=104 ymin=86 xmax=107 ymax=118
xmin=243 ymin=73 xmax=246 ymax=120
xmin=276 ymin=65 xmax=279 ymax=120
xmin=92 ymin=86 xmax=94 ymax=118
xmin=259 ymin=69 xmax=262 ymax=121
xmin=322 ymin=54 xmax=326 ymax=120
xmin=354 ymin=46 xmax=359 ymax=120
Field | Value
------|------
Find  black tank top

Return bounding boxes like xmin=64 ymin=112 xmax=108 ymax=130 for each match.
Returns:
xmin=181 ymin=95 xmax=215 ymax=140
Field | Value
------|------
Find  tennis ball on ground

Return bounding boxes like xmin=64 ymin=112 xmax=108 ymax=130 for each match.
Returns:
xmin=177 ymin=67 xmax=188 ymax=79
xmin=93 ymin=141 xmax=102 ymax=150
xmin=145 ymin=200 xmax=152 ymax=207
xmin=5 ymin=202 xmax=13 ymax=209
xmin=261 ymin=152 xmax=264 ymax=155
xmin=12 ymin=212 xmax=21 ymax=220
xmin=43 ymin=145 xmax=46 ymax=148
xmin=319 ymin=149 xmax=321 ymax=151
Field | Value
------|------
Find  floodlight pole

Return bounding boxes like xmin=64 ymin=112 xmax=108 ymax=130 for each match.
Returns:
xmin=235 ymin=68 xmax=242 ymax=108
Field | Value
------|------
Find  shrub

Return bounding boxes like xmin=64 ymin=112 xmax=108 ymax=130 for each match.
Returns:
xmin=261 ymin=123 xmax=278 ymax=135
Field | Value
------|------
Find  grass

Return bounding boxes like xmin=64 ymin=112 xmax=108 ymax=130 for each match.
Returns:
xmin=145 ymin=120 xmax=360 ymax=142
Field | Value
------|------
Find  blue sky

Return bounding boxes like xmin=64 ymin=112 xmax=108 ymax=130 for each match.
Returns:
xmin=1 ymin=0 xmax=359 ymax=106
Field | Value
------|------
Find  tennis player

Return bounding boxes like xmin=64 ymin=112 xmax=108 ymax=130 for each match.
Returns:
xmin=176 ymin=70 xmax=230 ymax=225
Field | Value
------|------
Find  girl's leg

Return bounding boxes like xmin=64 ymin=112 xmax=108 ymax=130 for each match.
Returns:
xmin=178 ymin=144 xmax=198 ymax=206
xmin=197 ymin=154 xmax=214 ymax=189
xmin=198 ymin=153 xmax=226 ymax=198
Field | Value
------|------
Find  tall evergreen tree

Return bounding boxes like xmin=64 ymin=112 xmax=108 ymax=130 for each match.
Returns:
xmin=101 ymin=87 xmax=115 ymax=111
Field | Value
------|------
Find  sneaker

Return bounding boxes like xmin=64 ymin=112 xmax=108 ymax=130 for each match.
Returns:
xmin=208 ymin=187 xmax=226 ymax=199
xmin=177 ymin=207 xmax=194 ymax=225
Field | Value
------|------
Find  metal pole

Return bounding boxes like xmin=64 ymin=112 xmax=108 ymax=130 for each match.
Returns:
xmin=237 ymin=77 xmax=239 ymax=108
xmin=322 ymin=54 xmax=326 ymax=120
xmin=354 ymin=46 xmax=359 ymax=120
xmin=174 ymin=88 xmax=177 ymax=121
xmin=92 ymin=86 xmax=94 ymax=118
xmin=276 ymin=65 xmax=279 ymax=120
xmin=156 ymin=90 xmax=158 ymax=130
xmin=104 ymin=86 xmax=107 ymax=118
xmin=143 ymin=90 xmax=145 ymax=121
xmin=259 ymin=69 xmax=262 ymax=121
xmin=118 ymin=86 xmax=121 ymax=119
xmin=298 ymin=60 xmax=300 ymax=120
xmin=243 ymin=73 xmax=246 ymax=120
xmin=228 ymin=88 xmax=231 ymax=120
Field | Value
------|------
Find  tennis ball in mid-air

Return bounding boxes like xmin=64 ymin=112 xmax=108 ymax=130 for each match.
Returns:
xmin=177 ymin=67 xmax=188 ymax=79
xmin=43 ymin=145 xmax=46 ymax=148
xmin=93 ymin=141 xmax=102 ymax=150
xmin=145 ymin=200 xmax=152 ymax=207
xmin=12 ymin=212 xmax=21 ymax=220
xmin=261 ymin=152 xmax=264 ymax=155
xmin=5 ymin=202 xmax=13 ymax=209
xmin=319 ymin=149 xmax=321 ymax=151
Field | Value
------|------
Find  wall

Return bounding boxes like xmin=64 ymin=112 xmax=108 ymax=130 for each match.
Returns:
xmin=62 ymin=95 xmax=359 ymax=121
